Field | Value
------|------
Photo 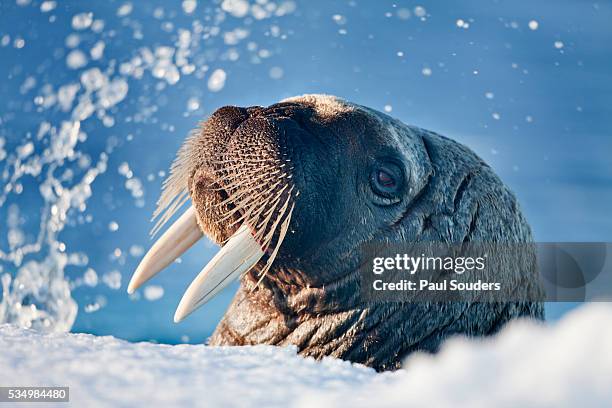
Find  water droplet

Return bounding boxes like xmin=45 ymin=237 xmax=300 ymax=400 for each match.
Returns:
xmin=269 ymin=66 xmax=284 ymax=80
xmin=72 ymin=12 xmax=93 ymax=30
xmin=207 ymin=69 xmax=227 ymax=92
xmin=144 ymin=285 xmax=164 ymax=301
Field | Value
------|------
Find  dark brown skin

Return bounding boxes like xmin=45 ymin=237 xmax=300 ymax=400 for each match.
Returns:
xmin=163 ymin=95 xmax=544 ymax=371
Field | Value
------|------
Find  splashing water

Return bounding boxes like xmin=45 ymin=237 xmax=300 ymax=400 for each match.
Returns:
xmin=0 ymin=1 xmax=296 ymax=333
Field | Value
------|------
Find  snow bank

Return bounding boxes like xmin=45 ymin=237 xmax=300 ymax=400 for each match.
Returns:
xmin=1 ymin=304 xmax=611 ymax=407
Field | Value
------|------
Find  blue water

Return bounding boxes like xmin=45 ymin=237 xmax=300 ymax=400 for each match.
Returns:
xmin=0 ymin=0 xmax=610 ymax=344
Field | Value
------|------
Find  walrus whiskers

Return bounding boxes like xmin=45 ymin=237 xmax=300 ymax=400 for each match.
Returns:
xmin=250 ymin=187 xmax=291 ymax=245
xmin=214 ymin=177 xmax=285 ymax=226
xmin=171 ymin=161 xmax=295 ymax=320
xmin=130 ymin=136 xmax=297 ymax=321
xmin=253 ymin=200 xmax=295 ymax=288
xmin=150 ymin=191 xmax=190 ymax=237
xmin=215 ymin=176 xmax=283 ymax=210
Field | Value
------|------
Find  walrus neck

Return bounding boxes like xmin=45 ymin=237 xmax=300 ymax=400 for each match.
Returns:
xmin=245 ymin=265 xmax=361 ymax=316
xmin=207 ymin=266 xmax=373 ymax=360
xmin=208 ymin=273 xmax=543 ymax=372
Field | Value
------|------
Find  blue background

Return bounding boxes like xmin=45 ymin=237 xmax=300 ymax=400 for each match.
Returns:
xmin=0 ymin=0 xmax=610 ymax=343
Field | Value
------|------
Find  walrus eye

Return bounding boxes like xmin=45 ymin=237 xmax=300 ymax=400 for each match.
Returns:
xmin=370 ymin=162 xmax=404 ymax=200
xmin=377 ymin=170 xmax=395 ymax=187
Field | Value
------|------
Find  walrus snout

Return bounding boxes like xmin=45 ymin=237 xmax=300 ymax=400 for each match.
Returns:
xmin=187 ymin=102 xmax=347 ymax=264
xmin=187 ymin=106 xmax=305 ymax=245
xmin=130 ymin=104 xmax=307 ymax=318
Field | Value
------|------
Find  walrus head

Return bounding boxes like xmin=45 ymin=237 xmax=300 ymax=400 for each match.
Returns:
xmin=128 ymin=94 xmax=543 ymax=370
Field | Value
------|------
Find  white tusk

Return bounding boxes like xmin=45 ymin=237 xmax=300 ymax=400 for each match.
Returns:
xmin=173 ymin=224 xmax=265 ymax=323
xmin=127 ymin=206 xmax=203 ymax=294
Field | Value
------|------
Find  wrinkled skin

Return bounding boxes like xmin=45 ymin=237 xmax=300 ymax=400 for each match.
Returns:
xmin=177 ymin=95 xmax=543 ymax=371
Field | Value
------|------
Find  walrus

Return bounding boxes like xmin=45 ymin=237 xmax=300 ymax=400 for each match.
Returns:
xmin=127 ymin=94 xmax=544 ymax=371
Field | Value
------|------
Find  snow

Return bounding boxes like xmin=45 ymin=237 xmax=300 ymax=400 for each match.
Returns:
xmin=0 ymin=304 xmax=610 ymax=407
